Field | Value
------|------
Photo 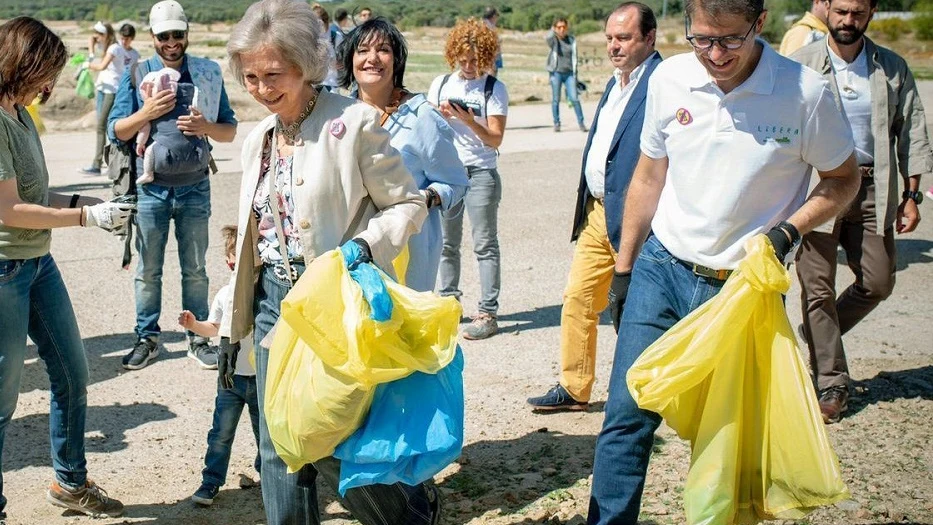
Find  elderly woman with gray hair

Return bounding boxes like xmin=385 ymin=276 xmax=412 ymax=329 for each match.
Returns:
xmin=223 ymin=1 xmax=438 ymax=524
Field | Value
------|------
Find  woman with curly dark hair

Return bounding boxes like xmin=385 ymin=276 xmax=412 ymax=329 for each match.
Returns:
xmin=429 ymin=17 xmax=509 ymax=340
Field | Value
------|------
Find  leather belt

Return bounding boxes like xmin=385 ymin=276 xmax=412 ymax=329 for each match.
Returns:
xmin=677 ymin=258 xmax=732 ymax=281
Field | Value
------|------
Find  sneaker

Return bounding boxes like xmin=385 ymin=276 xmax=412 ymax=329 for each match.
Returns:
xmin=46 ymin=480 xmax=124 ymax=518
xmin=426 ymin=482 xmax=442 ymax=525
xmin=188 ymin=338 xmax=218 ymax=370
xmin=926 ymin=186 xmax=933 ymax=200
xmin=527 ymin=384 xmax=588 ymax=412
xmin=553 ymin=124 xmax=561 ymax=132
xmin=818 ymin=385 xmax=849 ymax=424
xmin=122 ymin=338 xmax=159 ymax=370
xmin=191 ymin=483 xmax=219 ymax=506
xmin=462 ymin=312 xmax=498 ymax=340
xmin=77 ymin=166 xmax=101 ymax=175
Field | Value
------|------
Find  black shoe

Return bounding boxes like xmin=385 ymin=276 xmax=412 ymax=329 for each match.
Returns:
xmin=188 ymin=338 xmax=218 ymax=370
xmin=527 ymin=384 xmax=588 ymax=412
xmin=122 ymin=338 xmax=159 ymax=370
xmin=191 ymin=483 xmax=219 ymax=506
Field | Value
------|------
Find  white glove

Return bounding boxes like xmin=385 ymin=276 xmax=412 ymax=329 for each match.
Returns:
xmin=83 ymin=201 xmax=135 ymax=232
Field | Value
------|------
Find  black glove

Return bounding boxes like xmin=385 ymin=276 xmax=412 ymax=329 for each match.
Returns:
xmin=218 ymin=337 xmax=240 ymax=390
xmin=350 ymin=238 xmax=373 ymax=267
xmin=765 ymin=221 xmax=801 ymax=263
xmin=607 ymin=271 xmax=632 ymax=334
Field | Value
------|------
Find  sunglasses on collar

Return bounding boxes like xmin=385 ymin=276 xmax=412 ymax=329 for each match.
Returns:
xmin=155 ymin=30 xmax=186 ymax=42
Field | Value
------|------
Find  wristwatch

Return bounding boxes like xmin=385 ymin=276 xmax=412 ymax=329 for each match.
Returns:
xmin=903 ymin=190 xmax=924 ymax=205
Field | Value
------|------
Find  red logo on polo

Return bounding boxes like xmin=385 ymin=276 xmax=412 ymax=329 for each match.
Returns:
xmin=675 ymin=108 xmax=693 ymax=125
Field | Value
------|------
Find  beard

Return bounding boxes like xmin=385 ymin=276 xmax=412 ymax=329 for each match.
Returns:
xmin=829 ymin=24 xmax=866 ymax=45
xmin=156 ymin=40 xmax=188 ymax=63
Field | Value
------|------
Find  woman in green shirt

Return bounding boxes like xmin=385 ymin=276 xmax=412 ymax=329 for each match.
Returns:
xmin=0 ymin=17 xmax=134 ymax=522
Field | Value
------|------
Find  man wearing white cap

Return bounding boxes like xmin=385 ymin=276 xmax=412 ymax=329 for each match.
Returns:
xmin=108 ymin=0 xmax=238 ymax=372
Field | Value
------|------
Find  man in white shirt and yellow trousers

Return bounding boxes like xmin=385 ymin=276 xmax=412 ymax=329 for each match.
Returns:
xmin=527 ymin=2 xmax=663 ymax=412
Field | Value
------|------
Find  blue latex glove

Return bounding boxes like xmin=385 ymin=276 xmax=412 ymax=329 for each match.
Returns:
xmin=340 ymin=240 xmax=393 ymax=322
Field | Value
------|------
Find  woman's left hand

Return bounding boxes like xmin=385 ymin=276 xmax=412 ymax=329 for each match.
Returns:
xmin=439 ymin=101 xmax=475 ymax=124
xmin=177 ymin=108 xmax=209 ymax=137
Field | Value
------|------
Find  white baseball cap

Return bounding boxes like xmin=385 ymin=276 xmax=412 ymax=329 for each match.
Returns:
xmin=93 ymin=21 xmax=107 ymax=34
xmin=149 ymin=0 xmax=188 ymax=35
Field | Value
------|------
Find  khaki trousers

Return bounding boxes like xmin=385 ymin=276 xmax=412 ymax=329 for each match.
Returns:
xmin=560 ymin=198 xmax=617 ymax=402
xmin=796 ymin=178 xmax=896 ymax=391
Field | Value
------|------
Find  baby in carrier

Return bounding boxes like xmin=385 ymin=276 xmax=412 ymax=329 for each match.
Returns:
xmin=135 ymin=68 xmax=208 ymax=185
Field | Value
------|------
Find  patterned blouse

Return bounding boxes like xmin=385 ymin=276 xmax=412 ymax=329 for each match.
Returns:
xmin=253 ymin=143 xmax=303 ymax=281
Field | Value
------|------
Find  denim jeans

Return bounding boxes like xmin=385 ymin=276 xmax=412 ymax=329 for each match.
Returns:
xmin=438 ymin=167 xmax=502 ymax=315
xmin=134 ymin=178 xmax=211 ymax=341
xmin=252 ymin=265 xmax=436 ymax=525
xmin=0 ymin=255 xmax=90 ymax=514
xmin=92 ymin=90 xmax=116 ymax=169
xmin=587 ymin=236 xmax=725 ymax=525
xmin=201 ymin=374 xmax=261 ymax=487
xmin=550 ymin=71 xmax=585 ymax=127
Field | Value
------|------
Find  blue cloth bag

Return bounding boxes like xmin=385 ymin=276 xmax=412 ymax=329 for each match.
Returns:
xmin=333 ymin=346 xmax=465 ymax=495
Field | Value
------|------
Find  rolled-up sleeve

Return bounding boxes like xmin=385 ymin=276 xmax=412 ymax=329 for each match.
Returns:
xmin=107 ymin=68 xmax=138 ymax=148
xmin=354 ymin=115 xmax=428 ymax=268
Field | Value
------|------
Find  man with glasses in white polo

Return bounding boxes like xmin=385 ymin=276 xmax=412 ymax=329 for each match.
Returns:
xmin=586 ymin=0 xmax=861 ymax=521
xmin=108 ymin=0 xmax=237 ymax=371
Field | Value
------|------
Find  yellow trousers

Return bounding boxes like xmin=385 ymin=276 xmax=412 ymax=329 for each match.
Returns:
xmin=560 ymin=198 xmax=616 ymax=402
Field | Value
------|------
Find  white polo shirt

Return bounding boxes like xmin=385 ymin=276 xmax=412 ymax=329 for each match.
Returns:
xmin=641 ymin=42 xmax=854 ymax=269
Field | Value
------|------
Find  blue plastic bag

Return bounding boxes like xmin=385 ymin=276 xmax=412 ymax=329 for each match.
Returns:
xmin=340 ymin=241 xmax=393 ymax=321
xmin=333 ymin=346 xmax=465 ymax=495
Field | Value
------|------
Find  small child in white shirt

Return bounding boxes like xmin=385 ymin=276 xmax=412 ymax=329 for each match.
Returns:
xmin=178 ymin=225 xmax=259 ymax=506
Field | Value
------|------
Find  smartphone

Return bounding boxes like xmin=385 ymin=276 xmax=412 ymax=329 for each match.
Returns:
xmin=447 ymin=98 xmax=471 ymax=112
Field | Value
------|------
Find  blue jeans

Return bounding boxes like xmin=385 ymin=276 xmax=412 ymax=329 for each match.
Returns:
xmin=438 ymin=167 xmax=502 ymax=315
xmin=134 ymin=178 xmax=211 ymax=341
xmin=587 ymin=236 xmax=725 ymax=524
xmin=252 ymin=265 xmax=436 ymax=525
xmin=0 ymin=255 xmax=90 ymax=514
xmin=202 ymin=374 xmax=261 ymax=487
xmin=550 ymin=71 xmax=585 ymax=127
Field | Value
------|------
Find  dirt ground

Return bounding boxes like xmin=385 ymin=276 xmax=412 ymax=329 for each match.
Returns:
xmin=3 ymin=26 xmax=933 ymax=525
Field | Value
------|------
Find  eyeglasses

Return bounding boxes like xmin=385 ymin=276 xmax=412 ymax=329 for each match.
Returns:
xmin=155 ymin=30 xmax=186 ymax=42
xmin=685 ymin=15 xmax=758 ymax=51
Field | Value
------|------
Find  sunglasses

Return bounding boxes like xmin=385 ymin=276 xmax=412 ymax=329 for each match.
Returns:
xmin=155 ymin=30 xmax=186 ymax=42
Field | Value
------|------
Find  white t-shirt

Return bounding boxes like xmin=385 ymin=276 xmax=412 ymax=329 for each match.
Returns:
xmin=583 ymin=61 xmax=648 ymax=199
xmin=96 ymin=44 xmax=140 ymax=94
xmin=641 ymin=43 xmax=855 ymax=269
xmin=208 ymin=284 xmax=255 ymax=376
xmin=428 ymin=72 xmax=508 ymax=169
xmin=829 ymin=44 xmax=873 ymax=165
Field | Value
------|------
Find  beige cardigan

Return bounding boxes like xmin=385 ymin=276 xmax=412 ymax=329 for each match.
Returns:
xmin=226 ymin=89 xmax=426 ymax=341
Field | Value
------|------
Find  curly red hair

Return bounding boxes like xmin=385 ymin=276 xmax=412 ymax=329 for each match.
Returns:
xmin=443 ymin=17 xmax=498 ymax=74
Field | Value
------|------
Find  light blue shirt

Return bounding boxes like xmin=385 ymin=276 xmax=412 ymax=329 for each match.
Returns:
xmin=383 ymin=94 xmax=468 ymax=291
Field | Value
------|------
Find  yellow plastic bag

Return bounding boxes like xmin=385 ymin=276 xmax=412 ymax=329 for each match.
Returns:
xmin=26 ymin=98 xmax=45 ymax=135
xmin=627 ymin=235 xmax=849 ymax=525
xmin=265 ymin=250 xmax=461 ymax=471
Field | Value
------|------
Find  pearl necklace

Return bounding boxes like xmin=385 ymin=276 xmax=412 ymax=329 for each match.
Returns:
xmin=276 ymin=92 xmax=318 ymax=144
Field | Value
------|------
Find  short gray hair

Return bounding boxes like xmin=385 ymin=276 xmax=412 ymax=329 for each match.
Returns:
xmin=227 ymin=0 xmax=328 ymax=86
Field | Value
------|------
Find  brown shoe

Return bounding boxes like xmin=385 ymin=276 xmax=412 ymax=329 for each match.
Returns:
xmin=818 ymin=386 xmax=849 ymax=424
xmin=47 ymin=479 xmax=124 ymax=518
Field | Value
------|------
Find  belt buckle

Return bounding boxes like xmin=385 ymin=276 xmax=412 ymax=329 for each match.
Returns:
xmin=859 ymin=165 xmax=874 ymax=177
xmin=692 ymin=264 xmax=731 ymax=281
